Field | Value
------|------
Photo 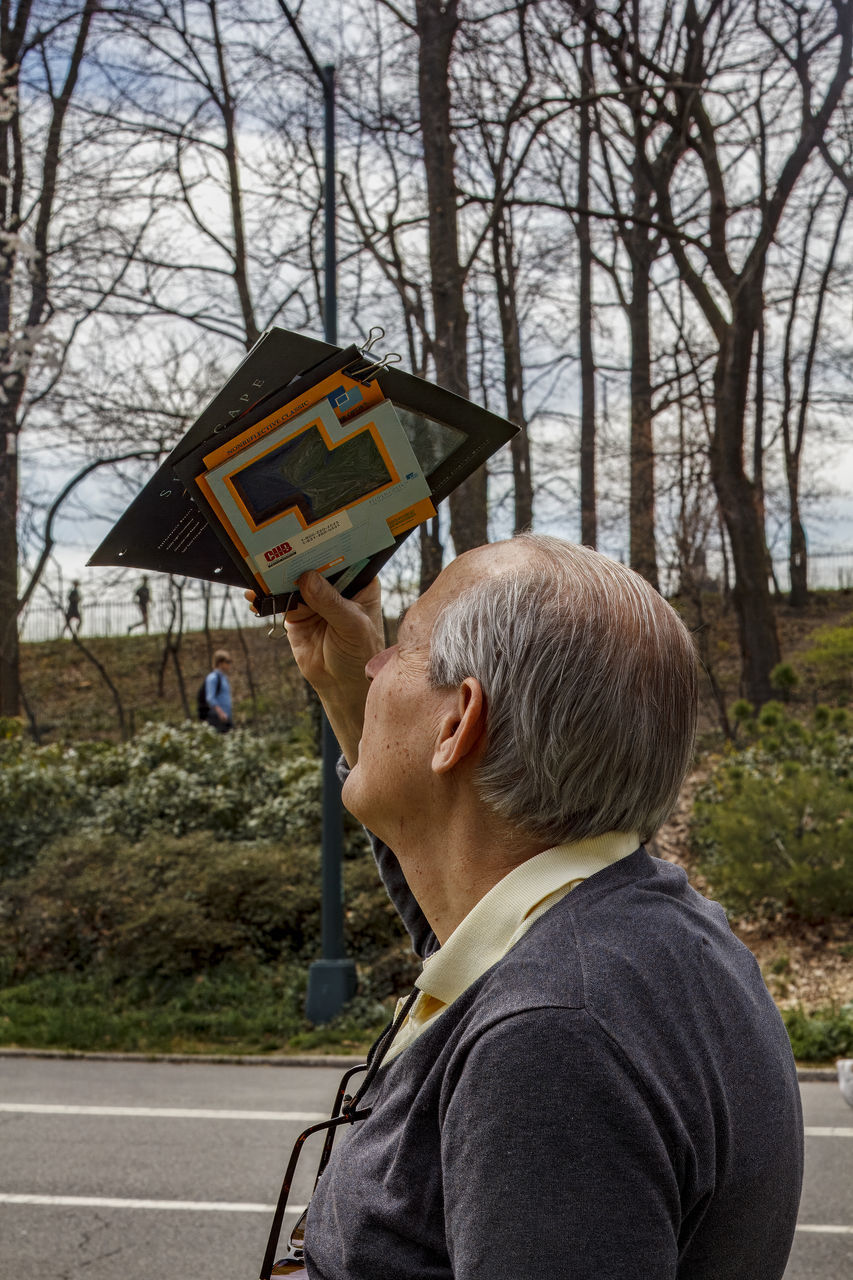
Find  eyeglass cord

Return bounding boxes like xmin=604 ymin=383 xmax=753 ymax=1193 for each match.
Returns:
xmin=341 ymin=986 xmax=420 ymax=1119
xmin=259 ymin=986 xmax=421 ymax=1279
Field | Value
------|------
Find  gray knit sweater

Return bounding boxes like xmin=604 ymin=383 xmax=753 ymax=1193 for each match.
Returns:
xmin=304 ymin=842 xmax=803 ymax=1279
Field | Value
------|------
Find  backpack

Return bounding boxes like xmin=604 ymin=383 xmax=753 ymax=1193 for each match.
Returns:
xmin=197 ymin=671 xmax=222 ymax=721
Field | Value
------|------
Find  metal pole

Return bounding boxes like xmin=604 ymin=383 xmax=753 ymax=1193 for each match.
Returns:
xmin=322 ymin=65 xmax=337 ymax=347
xmin=272 ymin=15 xmax=357 ymax=1023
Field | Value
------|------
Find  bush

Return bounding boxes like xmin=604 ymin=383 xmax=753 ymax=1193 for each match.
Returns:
xmin=0 ymin=832 xmax=317 ymax=980
xmin=0 ymin=721 xmax=369 ymax=877
xmin=782 ymin=1005 xmax=853 ymax=1064
xmin=0 ymin=738 xmax=95 ymax=873
xmin=0 ymin=827 xmax=415 ymax=995
xmin=798 ymin=619 xmax=853 ymax=696
xmin=770 ymin=663 xmax=799 ymax=700
xmin=691 ymin=704 xmax=853 ymax=922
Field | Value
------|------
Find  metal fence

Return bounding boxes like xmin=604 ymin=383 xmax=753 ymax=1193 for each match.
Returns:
xmin=18 ymin=586 xmax=264 ymax=644
xmin=18 ymin=548 xmax=853 ymax=644
xmin=770 ymin=549 xmax=853 ymax=593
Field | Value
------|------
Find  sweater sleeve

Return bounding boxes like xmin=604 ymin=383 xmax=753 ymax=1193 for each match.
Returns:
xmin=336 ymin=755 xmax=438 ymax=960
xmin=440 ymin=1007 xmax=680 ymax=1279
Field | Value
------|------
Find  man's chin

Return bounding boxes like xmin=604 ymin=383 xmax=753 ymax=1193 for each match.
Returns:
xmin=340 ymin=768 xmax=362 ymax=822
xmin=341 ymin=768 xmax=384 ymax=840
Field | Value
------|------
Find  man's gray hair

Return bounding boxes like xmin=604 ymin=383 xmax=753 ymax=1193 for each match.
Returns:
xmin=427 ymin=534 xmax=697 ymax=843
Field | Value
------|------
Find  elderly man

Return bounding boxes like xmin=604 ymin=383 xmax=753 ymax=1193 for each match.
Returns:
xmin=280 ymin=533 xmax=803 ymax=1280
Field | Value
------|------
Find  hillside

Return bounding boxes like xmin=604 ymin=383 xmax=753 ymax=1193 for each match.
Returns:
xmin=13 ymin=587 xmax=853 ymax=1052
xmin=19 ymin=618 xmax=310 ymax=745
xmin=19 ymin=587 xmax=853 ymax=745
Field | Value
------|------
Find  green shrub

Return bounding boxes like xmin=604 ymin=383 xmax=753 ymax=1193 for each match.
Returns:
xmin=0 ymin=721 xmax=369 ymax=877
xmin=0 ymin=827 xmax=415 ymax=995
xmin=691 ymin=705 xmax=853 ymax=922
xmin=0 ymin=738 xmax=95 ymax=873
xmin=782 ymin=1004 xmax=853 ymax=1064
xmin=0 ymin=716 xmax=23 ymax=741
xmin=770 ymin=663 xmax=799 ymax=700
xmin=798 ymin=619 xmax=853 ymax=695
xmin=0 ymin=832 xmax=315 ymax=979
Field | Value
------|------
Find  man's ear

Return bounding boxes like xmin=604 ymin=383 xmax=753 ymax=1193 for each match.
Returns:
xmin=432 ymin=677 xmax=487 ymax=775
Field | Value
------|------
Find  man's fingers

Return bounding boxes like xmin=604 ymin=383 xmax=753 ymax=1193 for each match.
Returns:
xmin=244 ymin=587 xmax=316 ymax=623
xmin=296 ymin=570 xmax=372 ymax=628
xmin=245 ymin=574 xmax=382 ymax=639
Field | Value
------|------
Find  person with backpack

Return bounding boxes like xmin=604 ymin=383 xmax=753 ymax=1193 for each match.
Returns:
xmin=199 ymin=649 xmax=233 ymax=733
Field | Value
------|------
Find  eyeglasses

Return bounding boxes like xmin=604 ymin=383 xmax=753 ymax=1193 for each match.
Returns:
xmin=259 ymin=988 xmax=418 ymax=1280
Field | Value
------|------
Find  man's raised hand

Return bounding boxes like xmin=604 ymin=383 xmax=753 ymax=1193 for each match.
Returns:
xmin=286 ymin=571 xmax=383 ymax=690
xmin=246 ymin=572 xmax=384 ymax=764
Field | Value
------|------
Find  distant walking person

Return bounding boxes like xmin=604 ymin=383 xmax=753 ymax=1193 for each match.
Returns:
xmin=65 ymin=581 xmax=82 ymax=635
xmin=200 ymin=649 xmax=233 ymax=733
xmin=128 ymin=576 xmax=151 ymax=634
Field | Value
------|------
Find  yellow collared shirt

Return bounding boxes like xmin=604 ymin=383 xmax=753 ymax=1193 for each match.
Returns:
xmin=384 ymin=831 xmax=640 ymax=1064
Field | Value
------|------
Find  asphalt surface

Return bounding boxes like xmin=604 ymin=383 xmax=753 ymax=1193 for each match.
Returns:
xmin=0 ymin=1058 xmax=850 ymax=1278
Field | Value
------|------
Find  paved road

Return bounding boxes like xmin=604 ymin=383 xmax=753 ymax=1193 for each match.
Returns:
xmin=0 ymin=1058 xmax=850 ymax=1278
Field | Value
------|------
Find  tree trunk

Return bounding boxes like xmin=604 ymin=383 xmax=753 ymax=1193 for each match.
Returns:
xmin=414 ymin=0 xmax=485 ymax=554
xmin=628 ymin=237 xmax=658 ymax=589
xmin=0 ymin=422 xmax=18 ymax=716
xmin=0 ymin=14 xmax=22 ymax=718
xmin=788 ymin=498 xmax=808 ymax=609
xmin=578 ymin=24 xmax=596 ymax=548
xmin=711 ymin=317 xmax=780 ymax=705
xmin=492 ymin=208 xmax=532 ymax=532
xmin=419 ymin=514 xmax=444 ymax=594
xmin=786 ymin=191 xmax=849 ymax=609
xmin=626 ymin=2 xmax=657 ymax=589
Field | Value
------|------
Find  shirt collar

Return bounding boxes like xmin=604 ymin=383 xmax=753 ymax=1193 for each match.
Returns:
xmin=416 ymin=832 xmax=639 ymax=1006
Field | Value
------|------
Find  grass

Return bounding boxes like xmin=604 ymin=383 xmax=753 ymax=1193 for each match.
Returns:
xmin=3 ymin=967 xmax=852 ymax=1065
xmin=0 ymin=966 xmax=389 ymax=1057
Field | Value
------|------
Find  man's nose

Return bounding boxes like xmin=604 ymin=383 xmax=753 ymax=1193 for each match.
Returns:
xmin=365 ymin=646 xmax=395 ymax=680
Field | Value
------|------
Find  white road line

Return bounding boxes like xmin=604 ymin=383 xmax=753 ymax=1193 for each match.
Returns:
xmin=0 ymin=1194 xmax=848 ymax=1234
xmin=0 ymin=1193 xmax=305 ymax=1214
xmin=4 ymin=1111 xmax=850 ymax=1133
xmin=0 ymin=1104 xmax=324 ymax=1122
xmin=796 ymin=1224 xmax=853 ymax=1234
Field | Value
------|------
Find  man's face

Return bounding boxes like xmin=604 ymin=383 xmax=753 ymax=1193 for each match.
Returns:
xmin=341 ymin=541 xmax=528 ymax=843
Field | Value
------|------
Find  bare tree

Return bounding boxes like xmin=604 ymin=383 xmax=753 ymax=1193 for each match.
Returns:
xmin=779 ymin=183 xmax=850 ymax=606
xmin=580 ymin=0 xmax=853 ymax=704
xmin=577 ymin=17 xmax=597 ymax=548
xmin=0 ymin=0 xmax=126 ymax=717
xmin=103 ymin=0 xmax=319 ymax=350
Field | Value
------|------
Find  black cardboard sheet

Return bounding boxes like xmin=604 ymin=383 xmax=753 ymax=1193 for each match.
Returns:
xmin=89 ymin=327 xmax=519 ymax=614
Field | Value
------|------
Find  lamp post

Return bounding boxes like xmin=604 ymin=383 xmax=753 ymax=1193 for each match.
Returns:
xmin=277 ymin=0 xmax=357 ymax=1023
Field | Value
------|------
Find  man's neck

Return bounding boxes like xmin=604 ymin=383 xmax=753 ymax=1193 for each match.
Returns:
xmin=388 ymin=807 xmax=545 ymax=945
